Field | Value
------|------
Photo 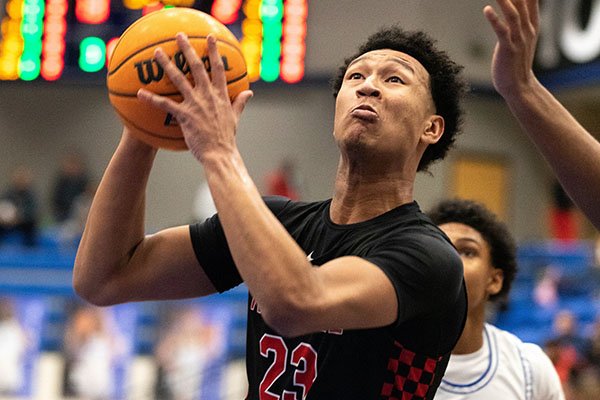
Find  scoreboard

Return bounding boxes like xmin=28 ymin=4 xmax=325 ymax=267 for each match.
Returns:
xmin=0 ymin=0 xmax=307 ymax=83
xmin=534 ymin=0 xmax=600 ymax=88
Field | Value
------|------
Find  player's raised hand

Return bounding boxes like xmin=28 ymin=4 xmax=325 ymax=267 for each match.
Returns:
xmin=484 ymin=0 xmax=540 ymax=99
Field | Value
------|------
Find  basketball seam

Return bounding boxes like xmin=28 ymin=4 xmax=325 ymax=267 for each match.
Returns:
xmin=108 ymin=36 xmax=246 ymax=77
xmin=107 ymin=71 xmax=248 ymax=97
xmin=115 ymin=108 xmax=185 ymax=142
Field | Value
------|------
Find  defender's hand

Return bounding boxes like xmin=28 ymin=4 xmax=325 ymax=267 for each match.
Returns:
xmin=484 ymin=0 xmax=540 ymax=99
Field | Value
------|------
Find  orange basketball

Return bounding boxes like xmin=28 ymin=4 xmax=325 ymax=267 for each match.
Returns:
xmin=107 ymin=7 xmax=249 ymax=150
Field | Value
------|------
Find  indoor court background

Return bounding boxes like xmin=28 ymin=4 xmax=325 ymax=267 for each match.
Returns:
xmin=1 ymin=0 xmax=599 ymax=399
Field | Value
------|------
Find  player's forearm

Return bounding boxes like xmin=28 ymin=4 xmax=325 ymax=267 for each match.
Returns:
xmin=203 ymin=150 xmax=318 ymax=333
xmin=503 ymin=81 xmax=600 ymax=230
xmin=73 ymin=134 xmax=158 ymax=302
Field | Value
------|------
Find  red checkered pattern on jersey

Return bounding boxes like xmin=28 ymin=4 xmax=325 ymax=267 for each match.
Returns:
xmin=380 ymin=341 xmax=442 ymax=400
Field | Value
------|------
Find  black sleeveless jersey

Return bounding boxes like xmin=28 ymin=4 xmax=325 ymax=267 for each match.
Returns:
xmin=190 ymin=197 xmax=467 ymax=399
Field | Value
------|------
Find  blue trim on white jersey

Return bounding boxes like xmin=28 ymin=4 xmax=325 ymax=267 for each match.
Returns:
xmin=517 ymin=342 xmax=533 ymax=400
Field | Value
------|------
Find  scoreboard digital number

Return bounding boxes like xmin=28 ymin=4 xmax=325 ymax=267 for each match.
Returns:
xmin=0 ymin=0 xmax=307 ymax=83
xmin=534 ymin=0 xmax=600 ymax=87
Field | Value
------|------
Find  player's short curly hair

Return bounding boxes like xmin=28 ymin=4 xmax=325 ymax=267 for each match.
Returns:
xmin=427 ymin=199 xmax=517 ymax=305
xmin=330 ymin=26 xmax=468 ymax=172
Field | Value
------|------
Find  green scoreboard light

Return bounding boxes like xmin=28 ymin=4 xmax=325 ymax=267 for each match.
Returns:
xmin=79 ymin=36 xmax=105 ymax=72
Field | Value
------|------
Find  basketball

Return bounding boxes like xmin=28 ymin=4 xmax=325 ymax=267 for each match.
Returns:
xmin=107 ymin=7 xmax=249 ymax=150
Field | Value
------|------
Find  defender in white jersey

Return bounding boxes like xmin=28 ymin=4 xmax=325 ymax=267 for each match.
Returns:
xmin=428 ymin=199 xmax=564 ymax=400
xmin=437 ymin=323 xmax=562 ymax=400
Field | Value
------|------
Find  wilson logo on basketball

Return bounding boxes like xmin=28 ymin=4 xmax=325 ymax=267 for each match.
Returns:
xmin=134 ymin=52 xmax=233 ymax=84
xmin=107 ymin=8 xmax=249 ymax=150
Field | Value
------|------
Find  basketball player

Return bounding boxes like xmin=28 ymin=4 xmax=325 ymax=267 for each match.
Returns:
xmin=428 ymin=199 xmax=564 ymax=400
xmin=74 ymin=18 xmax=468 ymax=400
xmin=487 ymin=0 xmax=600 ymax=230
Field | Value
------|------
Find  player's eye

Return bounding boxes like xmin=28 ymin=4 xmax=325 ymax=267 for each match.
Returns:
xmin=347 ymin=72 xmax=363 ymax=80
xmin=387 ymin=76 xmax=404 ymax=84
xmin=459 ymin=249 xmax=477 ymax=258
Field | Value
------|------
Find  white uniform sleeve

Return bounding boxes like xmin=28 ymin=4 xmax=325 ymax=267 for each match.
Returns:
xmin=521 ymin=343 xmax=565 ymax=400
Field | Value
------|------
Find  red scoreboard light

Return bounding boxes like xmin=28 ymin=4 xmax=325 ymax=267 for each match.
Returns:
xmin=212 ymin=0 xmax=242 ymax=24
xmin=75 ymin=0 xmax=110 ymax=24
xmin=280 ymin=0 xmax=307 ymax=83
xmin=105 ymin=37 xmax=119 ymax=67
xmin=41 ymin=0 xmax=68 ymax=80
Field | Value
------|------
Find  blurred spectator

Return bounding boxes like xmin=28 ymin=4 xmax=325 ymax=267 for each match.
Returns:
xmin=0 ymin=165 xmax=39 ymax=247
xmin=587 ymin=317 xmax=600 ymax=376
xmin=558 ymin=313 xmax=600 ymax=400
xmin=62 ymin=305 xmax=126 ymax=400
xmin=552 ymin=310 xmax=590 ymax=360
xmin=554 ymin=235 xmax=600 ymax=298
xmin=154 ymin=305 xmax=225 ymax=400
xmin=51 ymin=151 xmax=90 ymax=223
xmin=549 ymin=180 xmax=580 ymax=242
xmin=264 ymin=158 xmax=300 ymax=200
xmin=582 ymin=317 xmax=600 ymax=400
xmin=545 ymin=310 xmax=591 ymax=394
xmin=595 ymin=235 xmax=600 ymax=267
xmin=590 ymin=235 xmax=600 ymax=299
xmin=544 ymin=338 xmax=578 ymax=399
xmin=534 ymin=266 xmax=561 ymax=309
xmin=0 ymin=298 xmax=29 ymax=395
xmin=58 ymin=180 xmax=98 ymax=245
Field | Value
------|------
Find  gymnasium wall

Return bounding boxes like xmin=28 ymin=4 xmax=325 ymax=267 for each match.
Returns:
xmin=0 ymin=0 xmax=599 ymax=241
xmin=0 ymin=80 xmax=557 ymax=241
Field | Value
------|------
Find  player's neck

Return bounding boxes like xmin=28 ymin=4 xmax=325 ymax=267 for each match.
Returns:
xmin=330 ymin=156 xmax=416 ymax=224
xmin=331 ymin=175 xmax=414 ymax=225
xmin=452 ymin=309 xmax=486 ymax=355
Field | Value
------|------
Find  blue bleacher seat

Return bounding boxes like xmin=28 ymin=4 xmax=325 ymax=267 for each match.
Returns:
xmin=494 ymin=240 xmax=600 ymax=349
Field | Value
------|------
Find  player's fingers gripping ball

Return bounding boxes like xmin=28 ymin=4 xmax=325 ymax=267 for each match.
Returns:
xmin=107 ymin=7 xmax=249 ymax=150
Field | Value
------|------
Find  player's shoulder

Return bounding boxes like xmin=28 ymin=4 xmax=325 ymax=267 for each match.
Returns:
xmin=487 ymin=324 xmax=565 ymax=399
xmin=399 ymin=202 xmax=458 ymax=251
xmin=486 ymin=323 xmax=522 ymax=341
xmin=486 ymin=324 xmax=552 ymax=364
xmin=376 ymin=201 xmax=451 ymax=242
xmin=399 ymin=219 xmax=462 ymax=268
xmin=486 ymin=323 xmax=530 ymax=347
xmin=263 ymin=195 xmax=327 ymax=216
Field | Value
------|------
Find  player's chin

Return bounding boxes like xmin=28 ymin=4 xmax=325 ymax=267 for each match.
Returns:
xmin=339 ymin=131 xmax=379 ymax=154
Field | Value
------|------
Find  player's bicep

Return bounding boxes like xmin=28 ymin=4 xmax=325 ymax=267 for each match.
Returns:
xmin=109 ymin=225 xmax=217 ymax=302
xmin=306 ymin=256 xmax=398 ymax=331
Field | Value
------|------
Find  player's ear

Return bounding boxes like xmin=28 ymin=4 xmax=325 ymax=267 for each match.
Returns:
xmin=487 ymin=267 xmax=504 ymax=297
xmin=421 ymin=115 xmax=444 ymax=145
